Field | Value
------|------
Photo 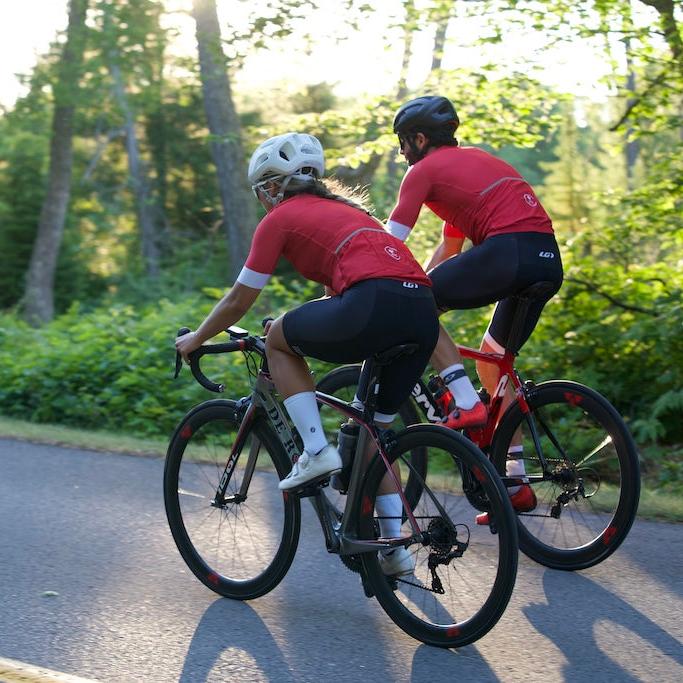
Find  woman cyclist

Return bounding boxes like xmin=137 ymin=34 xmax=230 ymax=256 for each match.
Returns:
xmin=176 ymin=132 xmax=439 ymax=574
xmin=387 ymin=96 xmax=563 ymax=521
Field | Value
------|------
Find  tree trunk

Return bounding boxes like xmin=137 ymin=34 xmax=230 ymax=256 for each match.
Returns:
xmin=430 ymin=8 xmax=451 ymax=72
xmin=192 ymin=0 xmax=256 ymax=280
xmin=109 ymin=60 xmax=162 ymax=278
xmin=639 ymin=0 xmax=682 ymax=76
xmin=23 ymin=0 xmax=88 ymax=325
xmin=624 ymin=40 xmax=639 ymax=188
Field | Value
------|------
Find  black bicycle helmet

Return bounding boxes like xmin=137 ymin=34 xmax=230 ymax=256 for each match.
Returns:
xmin=393 ymin=95 xmax=460 ymax=135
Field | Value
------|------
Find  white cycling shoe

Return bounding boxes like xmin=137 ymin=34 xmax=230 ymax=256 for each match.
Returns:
xmin=379 ymin=547 xmax=415 ymax=576
xmin=278 ymin=444 xmax=342 ymax=491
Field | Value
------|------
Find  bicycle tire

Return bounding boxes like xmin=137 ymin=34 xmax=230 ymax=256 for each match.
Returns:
xmin=359 ymin=424 xmax=518 ymax=648
xmin=164 ymin=399 xmax=301 ymax=599
xmin=316 ymin=364 xmax=427 ymax=510
xmin=491 ymin=380 xmax=640 ymax=570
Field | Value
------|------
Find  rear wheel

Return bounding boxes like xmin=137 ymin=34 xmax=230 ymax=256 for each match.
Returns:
xmin=164 ymin=400 xmax=301 ymax=599
xmin=359 ymin=425 xmax=518 ymax=648
xmin=491 ymin=381 xmax=640 ymax=570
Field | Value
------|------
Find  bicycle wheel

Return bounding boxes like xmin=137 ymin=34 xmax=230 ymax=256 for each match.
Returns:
xmin=491 ymin=380 xmax=640 ymax=570
xmin=164 ymin=399 xmax=301 ymax=599
xmin=359 ymin=425 xmax=518 ymax=649
xmin=316 ymin=364 xmax=427 ymax=509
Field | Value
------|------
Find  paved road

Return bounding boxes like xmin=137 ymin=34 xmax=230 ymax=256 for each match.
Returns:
xmin=0 ymin=438 xmax=681 ymax=682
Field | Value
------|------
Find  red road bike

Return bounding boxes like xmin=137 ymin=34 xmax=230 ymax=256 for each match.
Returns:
xmin=317 ymin=282 xmax=641 ymax=570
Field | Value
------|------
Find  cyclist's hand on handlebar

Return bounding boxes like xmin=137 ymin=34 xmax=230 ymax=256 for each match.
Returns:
xmin=262 ymin=317 xmax=274 ymax=335
xmin=175 ymin=329 xmax=201 ymax=363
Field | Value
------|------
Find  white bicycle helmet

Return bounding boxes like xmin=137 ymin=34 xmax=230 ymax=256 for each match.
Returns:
xmin=248 ymin=132 xmax=325 ymax=186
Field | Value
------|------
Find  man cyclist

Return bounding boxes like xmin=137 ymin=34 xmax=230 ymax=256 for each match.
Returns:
xmin=176 ymin=132 xmax=439 ymax=574
xmin=387 ymin=95 xmax=563 ymax=520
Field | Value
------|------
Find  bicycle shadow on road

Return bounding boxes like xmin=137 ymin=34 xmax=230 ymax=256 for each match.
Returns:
xmin=178 ymin=598 xmax=297 ymax=683
xmin=410 ymin=643 xmax=500 ymax=683
xmin=525 ymin=570 xmax=683 ymax=680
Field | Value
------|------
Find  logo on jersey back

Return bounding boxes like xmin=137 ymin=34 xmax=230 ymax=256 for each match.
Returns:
xmin=539 ymin=251 xmax=555 ymax=258
xmin=384 ymin=246 xmax=401 ymax=260
xmin=523 ymin=193 xmax=538 ymax=207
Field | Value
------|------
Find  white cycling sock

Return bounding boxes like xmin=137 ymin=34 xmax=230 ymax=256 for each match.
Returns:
xmin=506 ymin=445 xmax=526 ymax=495
xmin=283 ymin=391 xmax=328 ymax=455
xmin=440 ymin=363 xmax=479 ymax=410
xmin=376 ymin=493 xmax=403 ymax=551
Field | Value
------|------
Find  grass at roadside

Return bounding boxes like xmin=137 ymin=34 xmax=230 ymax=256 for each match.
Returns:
xmin=0 ymin=415 xmax=168 ymax=457
xmin=1 ymin=414 xmax=681 ymax=522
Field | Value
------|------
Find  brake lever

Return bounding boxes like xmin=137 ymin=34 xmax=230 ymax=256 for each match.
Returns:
xmin=174 ymin=326 xmax=191 ymax=379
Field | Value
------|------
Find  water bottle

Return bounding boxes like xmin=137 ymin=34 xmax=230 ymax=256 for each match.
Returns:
xmin=331 ymin=421 xmax=359 ymax=493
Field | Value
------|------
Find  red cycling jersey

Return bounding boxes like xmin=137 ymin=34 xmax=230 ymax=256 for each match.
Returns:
xmin=237 ymin=194 xmax=431 ymax=295
xmin=388 ymin=146 xmax=553 ymax=246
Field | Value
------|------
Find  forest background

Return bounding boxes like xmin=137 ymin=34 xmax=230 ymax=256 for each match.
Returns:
xmin=0 ymin=0 xmax=681 ymax=497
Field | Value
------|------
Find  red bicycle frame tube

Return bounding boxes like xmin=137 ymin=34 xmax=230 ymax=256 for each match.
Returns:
xmin=455 ymin=344 xmax=530 ymax=449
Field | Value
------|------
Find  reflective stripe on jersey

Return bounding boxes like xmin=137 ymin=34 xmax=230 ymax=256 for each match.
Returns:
xmin=334 ymin=227 xmax=389 ymax=253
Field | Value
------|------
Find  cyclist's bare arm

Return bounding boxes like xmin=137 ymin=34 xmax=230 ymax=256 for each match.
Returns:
xmin=424 ymin=235 xmax=465 ymax=272
xmin=176 ymin=282 xmax=261 ymax=359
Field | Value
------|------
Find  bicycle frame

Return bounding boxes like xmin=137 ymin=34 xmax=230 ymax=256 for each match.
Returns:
xmin=410 ymin=344 xmax=552 ymax=483
xmin=214 ymin=366 xmax=425 ymax=559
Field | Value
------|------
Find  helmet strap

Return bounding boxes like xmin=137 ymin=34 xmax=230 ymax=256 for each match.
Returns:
xmin=273 ymin=174 xmax=294 ymax=204
xmin=253 ymin=174 xmax=291 ymax=207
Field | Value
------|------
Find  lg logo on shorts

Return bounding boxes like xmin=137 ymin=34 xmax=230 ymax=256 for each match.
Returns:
xmin=384 ymin=246 xmax=401 ymax=260
xmin=523 ymin=193 xmax=538 ymax=207
xmin=539 ymin=251 xmax=555 ymax=258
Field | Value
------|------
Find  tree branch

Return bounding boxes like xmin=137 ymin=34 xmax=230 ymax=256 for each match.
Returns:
xmin=609 ymin=69 xmax=670 ymax=130
xmin=564 ymin=277 xmax=659 ymax=316
xmin=81 ymin=127 xmax=125 ymax=183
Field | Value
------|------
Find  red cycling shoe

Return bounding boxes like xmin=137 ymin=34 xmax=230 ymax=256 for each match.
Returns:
xmin=441 ymin=401 xmax=488 ymax=430
xmin=476 ymin=484 xmax=537 ymax=525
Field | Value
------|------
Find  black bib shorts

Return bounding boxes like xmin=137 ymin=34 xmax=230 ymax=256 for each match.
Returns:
xmin=283 ymin=279 xmax=439 ymax=415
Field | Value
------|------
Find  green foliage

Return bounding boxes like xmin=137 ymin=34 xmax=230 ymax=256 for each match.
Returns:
xmin=0 ymin=279 xmax=329 ymax=437
xmin=535 ymin=149 xmax=682 ymax=445
xmin=0 ymin=0 xmax=681 ymax=501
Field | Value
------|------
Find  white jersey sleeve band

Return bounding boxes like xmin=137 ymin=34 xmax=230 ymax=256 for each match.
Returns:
xmin=386 ymin=220 xmax=412 ymax=242
xmin=236 ymin=266 xmax=271 ymax=290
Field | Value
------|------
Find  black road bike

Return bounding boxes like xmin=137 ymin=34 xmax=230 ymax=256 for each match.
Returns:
xmin=164 ymin=326 xmax=519 ymax=648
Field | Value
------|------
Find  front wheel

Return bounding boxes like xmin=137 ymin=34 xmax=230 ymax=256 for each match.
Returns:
xmin=491 ymin=381 xmax=640 ymax=570
xmin=359 ymin=425 xmax=518 ymax=648
xmin=164 ymin=400 xmax=301 ymax=599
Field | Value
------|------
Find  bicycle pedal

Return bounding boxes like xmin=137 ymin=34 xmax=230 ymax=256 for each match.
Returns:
xmin=290 ymin=476 xmax=332 ymax=497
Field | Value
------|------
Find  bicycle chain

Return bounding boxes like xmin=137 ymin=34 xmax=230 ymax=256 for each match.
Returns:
xmin=395 ymin=574 xmax=445 ymax=595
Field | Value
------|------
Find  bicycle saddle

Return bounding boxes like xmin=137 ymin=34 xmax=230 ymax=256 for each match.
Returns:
xmin=515 ymin=281 xmax=557 ymax=301
xmin=374 ymin=343 xmax=419 ymax=366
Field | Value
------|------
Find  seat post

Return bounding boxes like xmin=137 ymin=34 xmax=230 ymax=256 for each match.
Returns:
xmin=357 ymin=358 xmax=381 ymax=422
xmin=506 ymin=281 xmax=558 ymax=355
xmin=505 ymin=297 xmax=533 ymax=356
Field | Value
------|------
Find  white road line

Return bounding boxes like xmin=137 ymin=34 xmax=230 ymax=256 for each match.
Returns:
xmin=0 ymin=657 xmax=100 ymax=683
